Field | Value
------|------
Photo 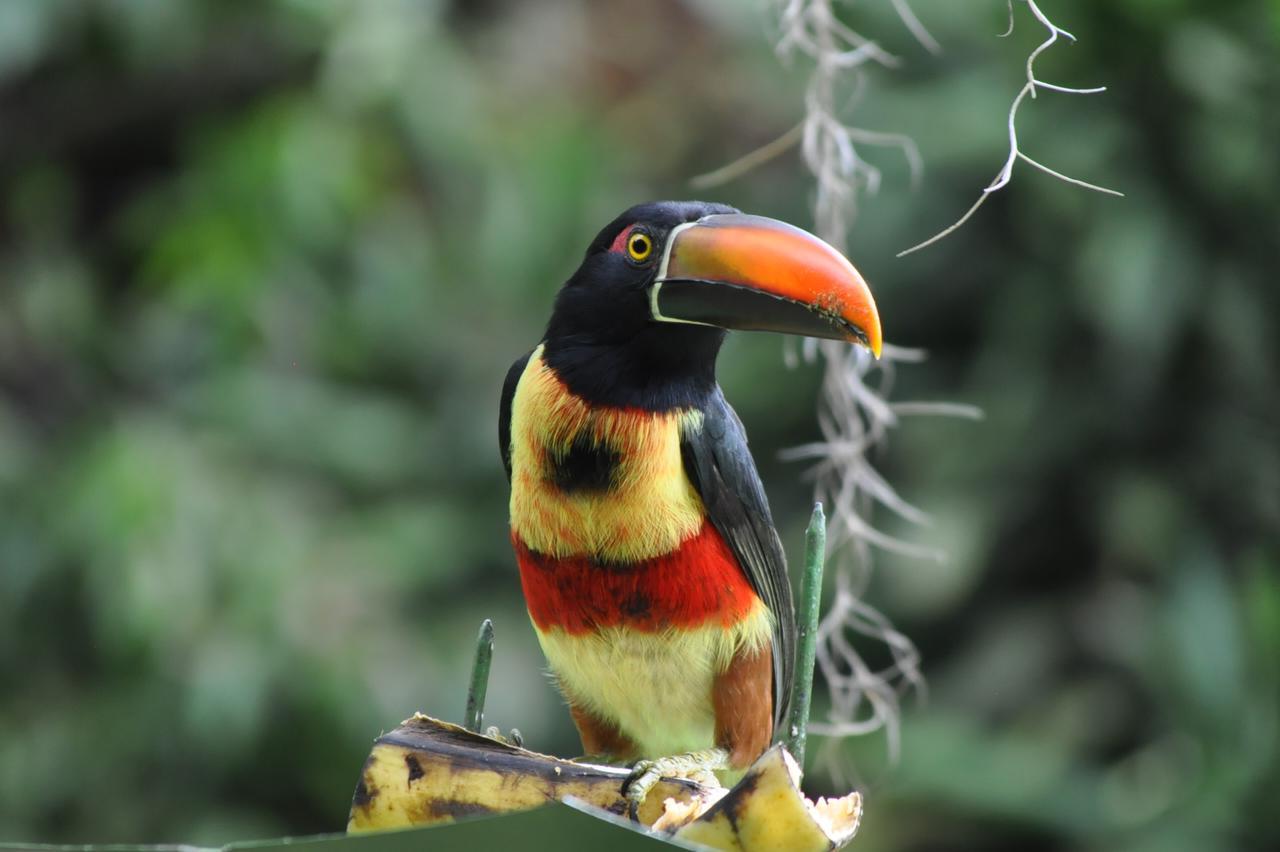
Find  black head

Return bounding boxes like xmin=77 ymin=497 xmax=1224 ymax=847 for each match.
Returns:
xmin=541 ymin=200 xmax=736 ymax=410
xmin=538 ymin=199 xmax=883 ymax=411
xmin=545 ymin=200 xmax=738 ymax=345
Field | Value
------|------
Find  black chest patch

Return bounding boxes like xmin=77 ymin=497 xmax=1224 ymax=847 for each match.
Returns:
xmin=548 ymin=433 xmax=620 ymax=494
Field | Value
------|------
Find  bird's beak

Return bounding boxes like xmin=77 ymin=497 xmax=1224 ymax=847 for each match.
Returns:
xmin=650 ymin=214 xmax=882 ymax=357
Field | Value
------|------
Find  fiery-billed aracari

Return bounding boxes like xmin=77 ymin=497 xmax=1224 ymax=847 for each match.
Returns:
xmin=499 ymin=201 xmax=881 ymax=809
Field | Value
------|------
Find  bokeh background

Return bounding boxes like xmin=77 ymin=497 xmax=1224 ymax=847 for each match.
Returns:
xmin=1 ymin=0 xmax=1276 ymax=849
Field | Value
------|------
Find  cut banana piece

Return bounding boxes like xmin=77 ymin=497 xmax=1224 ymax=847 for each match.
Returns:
xmin=662 ymin=746 xmax=862 ymax=851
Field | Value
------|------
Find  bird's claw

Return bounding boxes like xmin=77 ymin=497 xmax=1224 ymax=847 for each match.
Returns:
xmin=482 ymin=725 xmax=523 ymax=748
xmin=623 ymin=760 xmax=664 ymax=821
xmin=621 ymin=747 xmax=729 ymax=821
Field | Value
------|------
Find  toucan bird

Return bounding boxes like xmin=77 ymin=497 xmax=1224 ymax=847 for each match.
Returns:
xmin=499 ymin=201 xmax=882 ymax=809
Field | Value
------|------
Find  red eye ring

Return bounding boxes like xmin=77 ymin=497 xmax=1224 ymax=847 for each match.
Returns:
xmin=608 ymin=224 xmax=637 ymax=254
xmin=607 ymin=224 xmax=654 ymax=263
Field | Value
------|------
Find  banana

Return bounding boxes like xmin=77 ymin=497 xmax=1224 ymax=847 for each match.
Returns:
xmin=346 ymin=714 xmax=713 ymax=830
xmin=347 ymin=714 xmax=861 ymax=851
xmin=661 ymin=746 xmax=861 ymax=851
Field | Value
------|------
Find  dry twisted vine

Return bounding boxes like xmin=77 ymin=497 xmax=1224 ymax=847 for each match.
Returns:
xmin=787 ymin=2 xmax=1121 ymax=782
xmin=694 ymin=0 xmax=1116 ymax=782
xmin=770 ymin=1 xmax=987 ymax=780
xmin=898 ymin=0 xmax=1123 ymax=257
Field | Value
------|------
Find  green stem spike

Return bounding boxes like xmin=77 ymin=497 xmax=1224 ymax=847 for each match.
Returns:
xmin=464 ymin=618 xmax=495 ymax=732
xmin=786 ymin=502 xmax=826 ymax=770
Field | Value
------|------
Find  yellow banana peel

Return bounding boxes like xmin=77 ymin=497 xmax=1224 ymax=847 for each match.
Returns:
xmin=347 ymin=714 xmax=711 ymax=830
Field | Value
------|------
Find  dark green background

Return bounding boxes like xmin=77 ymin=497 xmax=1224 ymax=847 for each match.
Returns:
xmin=1 ymin=1 xmax=1276 ymax=850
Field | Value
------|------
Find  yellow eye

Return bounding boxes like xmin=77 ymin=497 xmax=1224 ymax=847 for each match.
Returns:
xmin=627 ymin=232 xmax=653 ymax=262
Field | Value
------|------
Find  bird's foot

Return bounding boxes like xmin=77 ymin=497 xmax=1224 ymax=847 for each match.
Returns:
xmin=622 ymin=747 xmax=729 ymax=821
xmin=482 ymin=725 xmax=523 ymax=748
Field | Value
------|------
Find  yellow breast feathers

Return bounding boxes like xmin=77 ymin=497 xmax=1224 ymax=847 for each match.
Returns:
xmin=508 ymin=345 xmax=706 ymax=563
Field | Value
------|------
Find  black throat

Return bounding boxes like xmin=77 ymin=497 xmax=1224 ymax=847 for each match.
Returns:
xmin=541 ymin=323 xmax=725 ymax=412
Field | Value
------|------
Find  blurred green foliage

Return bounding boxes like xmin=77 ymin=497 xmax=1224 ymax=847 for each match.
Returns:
xmin=0 ymin=1 xmax=1276 ymax=850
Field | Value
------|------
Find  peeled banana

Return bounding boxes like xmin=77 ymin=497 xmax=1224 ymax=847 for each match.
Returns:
xmin=660 ymin=745 xmax=861 ymax=851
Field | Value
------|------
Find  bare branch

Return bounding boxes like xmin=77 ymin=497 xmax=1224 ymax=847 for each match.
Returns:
xmin=703 ymin=1 xmax=934 ymax=200
xmin=896 ymin=191 xmax=990 ymax=257
xmin=1035 ymin=81 xmax=1106 ymax=94
xmin=999 ymin=0 xmax=1016 ymax=38
xmin=1018 ymin=151 xmax=1125 ymax=195
xmin=890 ymin=400 xmax=985 ymax=419
xmin=690 ymin=123 xmax=803 ymax=190
xmin=889 ymin=0 xmax=941 ymax=55
xmin=899 ymin=0 xmax=1121 ymax=256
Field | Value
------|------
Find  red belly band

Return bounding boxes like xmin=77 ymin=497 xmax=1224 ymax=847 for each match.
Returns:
xmin=514 ymin=521 xmax=760 ymax=634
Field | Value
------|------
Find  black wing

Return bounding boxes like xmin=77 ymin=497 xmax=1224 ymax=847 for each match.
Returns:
xmin=681 ymin=387 xmax=796 ymax=733
xmin=499 ymin=351 xmax=533 ymax=481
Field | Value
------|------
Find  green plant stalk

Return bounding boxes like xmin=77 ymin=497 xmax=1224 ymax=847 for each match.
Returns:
xmin=464 ymin=618 xmax=495 ymax=732
xmin=785 ymin=503 xmax=826 ymax=770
